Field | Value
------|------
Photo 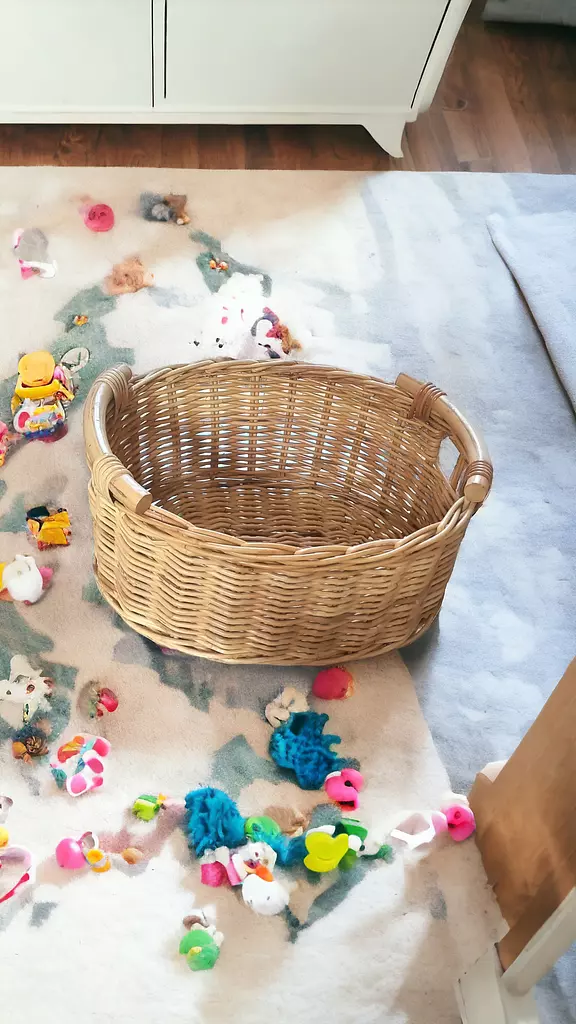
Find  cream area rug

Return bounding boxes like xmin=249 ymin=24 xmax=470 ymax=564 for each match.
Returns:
xmin=7 ymin=165 xmax=572 ymax=1024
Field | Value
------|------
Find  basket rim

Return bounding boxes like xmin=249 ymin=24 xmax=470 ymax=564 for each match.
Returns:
xmin=84 ymin=360 xmax=492 ymax=559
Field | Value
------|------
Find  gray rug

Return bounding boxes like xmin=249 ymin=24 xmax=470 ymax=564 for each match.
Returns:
xmin=488 ymin=211 xmax=576 ymax=408
xmin=1 ymin=168 xmax=574 ymax=1022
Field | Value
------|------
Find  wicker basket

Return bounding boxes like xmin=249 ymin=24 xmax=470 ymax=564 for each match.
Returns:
xmin=83 ymin=361 xmax=492 ymax=664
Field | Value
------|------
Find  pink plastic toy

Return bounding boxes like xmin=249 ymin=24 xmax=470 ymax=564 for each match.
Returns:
xmin=312 ymin=666 xmax=354 ymax=700
xmin=50 ymin=735 xmax=111 ymax=796
xmin=55 ymin=832 xmax=96 ymax=869
xmin=324 ymin=768 xmax=364 ymax=812
xmin=390 ymin=800 xmax=476 ymax=850
xmin=82 ymin=202 xmax=115 ymax=233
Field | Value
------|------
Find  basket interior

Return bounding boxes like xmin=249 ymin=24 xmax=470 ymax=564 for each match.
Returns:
xmin=107 ymin=365 xmax=457 ymax=547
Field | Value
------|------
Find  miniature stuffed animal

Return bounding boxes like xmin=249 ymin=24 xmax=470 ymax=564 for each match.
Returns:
xmin=13 ymin=228 xmax=56 ymax=278
xmin=242 ymin=866 xmax=290 ymax=916
xmin=140 ymin=192 xmax=190 ymax=226
xmin=0 ymin=555 xmax=52 ymax=604
xmin=179 ymin=911 xmax=223 ymax=971
xmin=265 ymin=687 xmax=309 ymax=728
xmin=104 ymin=256 xmax=154 ymax=295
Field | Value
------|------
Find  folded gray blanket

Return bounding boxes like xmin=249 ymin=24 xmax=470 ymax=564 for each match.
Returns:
xmin=488 ymin=211 xmax=576 ymax=410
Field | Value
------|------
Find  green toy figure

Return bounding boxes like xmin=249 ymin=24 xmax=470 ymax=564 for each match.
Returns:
xmin=132 ymin=793 xmax=166 ymax=821
xmin=179 ymin=912 xmax=223 ymax=972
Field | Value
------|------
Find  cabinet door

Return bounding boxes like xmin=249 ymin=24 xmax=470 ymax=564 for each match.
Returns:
xmin=0 ymin=0 xmax=151 ymax=112
xmin=164 ymin=0 xmax=450 ymax=110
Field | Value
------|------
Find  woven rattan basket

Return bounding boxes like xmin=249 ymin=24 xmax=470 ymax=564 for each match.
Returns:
xmin=84 ymin=360 xmax=492 ymax=664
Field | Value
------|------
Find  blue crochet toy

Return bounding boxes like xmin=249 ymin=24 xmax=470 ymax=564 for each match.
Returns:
xmin=184 ymin=787 xmax=246 ymax=857
xmin=269 ymin=711 xmax=347 ymax=790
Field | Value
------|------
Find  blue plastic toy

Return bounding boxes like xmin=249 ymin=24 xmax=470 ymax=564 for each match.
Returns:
xmin=184 ymin=787 xmax=246 ymax=857
xmin=269 ymin=712 xmax=347 ymax=790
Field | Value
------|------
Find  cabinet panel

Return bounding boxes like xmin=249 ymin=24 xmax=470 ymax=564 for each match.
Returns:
xmin=0 ymin=0 xmax=151 ymax=111
xmin=165 ymin=0 xmax=449 ymax=110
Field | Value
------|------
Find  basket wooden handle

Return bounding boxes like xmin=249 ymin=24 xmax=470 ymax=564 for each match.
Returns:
xmin=395 ymin=373 xmax=493 ymax=504
xmin=83 ymin=365 xmax=153 ymax=515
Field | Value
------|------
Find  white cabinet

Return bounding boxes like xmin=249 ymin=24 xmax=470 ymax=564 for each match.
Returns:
xmin=165 ymin=0 xmax=449 ymax=111
xmin=0 ymin=0 xmax=152 ymax=111
xmin=0 ymin=0 xmax=471 ymax=155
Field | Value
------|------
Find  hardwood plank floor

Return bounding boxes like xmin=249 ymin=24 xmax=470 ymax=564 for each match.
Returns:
xmin=1 ymin=4 xmax=575 ymax=172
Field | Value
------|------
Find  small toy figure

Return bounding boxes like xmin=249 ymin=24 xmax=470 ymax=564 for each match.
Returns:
xmin=251 ymin=306 xmax=301 ymax=357
xmin=26 ymin=506 xmax=71 ymax=550
xmin=265 ymin=687 xmax=309 ymax=728
xmin=390 ymin=797 xmax=476 ymax=850
xmin=0 ymin=421 xmax=18 ymax=467
xmin=0 ymin=555 xmax=53 ymax=604
xmin=0 ymin=655 xmax=54 ymax=725
xmin=12 ymin=731 xmax=50 ymax=763
xmin=11 ymin=351 xmax=75 ymax=440
xmin=104 ymin=256 xmax=155 ymax=295
xmin=241 ymin=866 xmax=290 ymax=916
xmin=140 ymin=192 xmax=190 ymax=226
xmin=50 ymin=734 xmax=111 ymax=796
xmin=179 ymin=911 xmax=223 ymax=971
xmin=13 ymin=228 xmax=56 ymax=278
xmin=81 ymin=200 xmax=115 ymax=232
xmin=312 ymin=666 xmax=355 ymax=700
xmin=209 ymin=258 xmax=229 ymax=272
xmin=87 ymin=684 xmax=118 ymax=718
xmin=324 ymin=768 xmax=364 ymax=813
xmin=56 ymin=831 xmax=99 ymax=869
xmin=132 ymin=793 xmax=167 ymax=821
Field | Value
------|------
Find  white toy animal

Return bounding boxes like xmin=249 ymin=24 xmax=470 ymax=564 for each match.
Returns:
xmin=0 ymin=655 xmax=54 ymax=726
xmin=0 ymin=554 xmax=49 ymax=603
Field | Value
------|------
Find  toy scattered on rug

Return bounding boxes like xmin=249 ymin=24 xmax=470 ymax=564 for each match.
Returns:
xmin=390 ymin=795 xmax=476 ymax=850
xmin=56 ymin=830 xmax=110 ymax=872
xmin=65 ymin=313 xmax=90 ymax=332
xmin=12 ymin=727 xmax=50 ymax=762
xmin=140 ymin=192 xmax=190 ymax=226
xmin=304 ymin=820 xmax=393 ymax=874
xmin=0 ymin=796 xmax=12 ymax=849
xmin=263 ymin=804 xmax=310 ymax=838
xmin=50 ymin=734 xmax=111 ymax=796
xmin=13 ymin=228 xmax=56 ymax=278
xmin=180 ymin=911 xmax=223 ymax=971
xmin=324 ymin=768 xmax=364 ymax=813
xmin=265 ymin=686 xmax=309 ymax=728
xmin=132 ymin=793 xmax=167 ymax=821
xmin=199 ymin=843 xmax=290 ymax=916
xmin=26 ymin=506 xmax=71 ymax=550
xmin=104 ymin=256 xmax=154 ymax=295
xmin=313 ymin=666 xmax=355 ymax=700
xmin=86 ymin=684 xmax=118 ymax=719
xmin=269 ymin=711 xmax=348 ymax=789
xmin=80 ymin=197 xmax=115 ymax=232
xmin=11 ymin=351 xmax=75 ymax=440
xmin=251 ymin=307 xmax=301 ymax=358
xmin=0 ymin=555 xmax=53 ymax=604
xmin=184 ymin=788 xmax=246 ymax=856
xmin=0 ymin=844 xmax=35 ymax=906
xmin=0 ymin=655 xmax=54 ymax=725
xmin=0 ymin=421 xmax=19 ymax=467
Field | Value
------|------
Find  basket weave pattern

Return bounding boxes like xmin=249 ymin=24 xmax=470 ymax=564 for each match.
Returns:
xmin=84 ymin=361 xmax=491 ymax=664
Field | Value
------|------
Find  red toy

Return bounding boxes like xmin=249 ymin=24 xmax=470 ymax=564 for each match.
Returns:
xmin=82 ymin=202 xmax=115 ymax=233
xmin=90 ymin=686 xmax=118 ymax=718
xmin=312 ymin=666 xmax=354 ymax=700
xmin=324 ymin=768 xmax=364 ymax=812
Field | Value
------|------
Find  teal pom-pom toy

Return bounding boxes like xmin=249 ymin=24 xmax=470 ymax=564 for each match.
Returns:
xmin=269 ymin=711 xmax=347 ymax=789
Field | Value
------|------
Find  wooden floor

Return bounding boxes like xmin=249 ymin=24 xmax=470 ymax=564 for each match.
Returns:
xmin=2 ymin=2 xmax=576 ymax=172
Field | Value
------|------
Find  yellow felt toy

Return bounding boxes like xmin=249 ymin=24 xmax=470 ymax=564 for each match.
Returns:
xmin=303 ymin=831 xmax=349 ymax=873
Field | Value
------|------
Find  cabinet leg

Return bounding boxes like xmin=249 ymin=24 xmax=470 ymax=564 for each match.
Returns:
xmin=363 ymin=115 xmax=405 ymax=158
